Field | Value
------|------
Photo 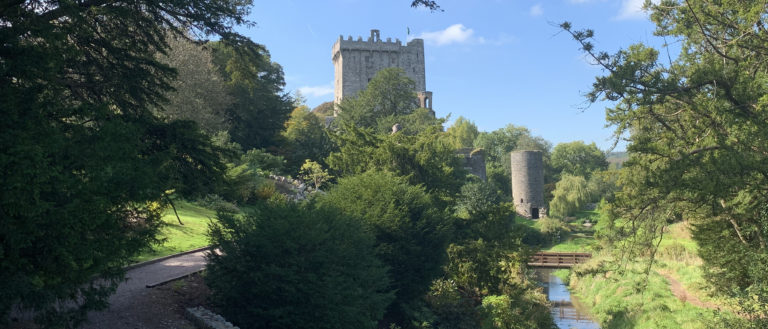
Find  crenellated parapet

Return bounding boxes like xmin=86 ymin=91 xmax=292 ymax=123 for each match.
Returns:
xmin=332 ymin=29 xmax=430 ymax=107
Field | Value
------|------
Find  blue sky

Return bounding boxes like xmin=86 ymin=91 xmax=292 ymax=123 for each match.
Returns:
xmin=236 ymin=0 xmax=667 ymax=151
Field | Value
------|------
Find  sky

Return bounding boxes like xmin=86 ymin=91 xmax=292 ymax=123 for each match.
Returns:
xmin=236 ymin=0 xmax=669 ymax=151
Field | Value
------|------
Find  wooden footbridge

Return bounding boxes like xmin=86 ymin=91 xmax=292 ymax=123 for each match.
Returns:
xmin=528 ymin=252 xmax=591 ymax=268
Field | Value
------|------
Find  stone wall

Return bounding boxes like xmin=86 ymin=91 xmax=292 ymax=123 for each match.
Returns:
xmin=510 ymin=150 xmax=546 ymax=219
xmin=456 ymin=148 xmax=487 ymax=181
xmin=332 ymin=29 xmax=427 ymax=104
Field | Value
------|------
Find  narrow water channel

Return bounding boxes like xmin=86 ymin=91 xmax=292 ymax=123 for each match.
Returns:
xmin=535 ymin=268 xmax=600 ymax=329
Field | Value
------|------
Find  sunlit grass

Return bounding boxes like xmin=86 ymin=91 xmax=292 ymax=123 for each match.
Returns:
xmin=132 ymin=201 xmax=215 ymax=263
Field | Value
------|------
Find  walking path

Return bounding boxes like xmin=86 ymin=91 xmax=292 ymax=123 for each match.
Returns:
xmin=81 ymin=250 xmax=209 ymax=329
xmin=657 ymin=270 xmax=718 ymax=310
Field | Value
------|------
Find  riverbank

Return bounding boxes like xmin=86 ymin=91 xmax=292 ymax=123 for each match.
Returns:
xmin=565 ymin=222 xmax=745 ymax=328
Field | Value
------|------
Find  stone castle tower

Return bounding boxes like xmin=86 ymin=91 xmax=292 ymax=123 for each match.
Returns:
xmin=332 ymin=29 xmax=432 ymax=110
xmin=510 ymin=150 xmax=546 ymax=219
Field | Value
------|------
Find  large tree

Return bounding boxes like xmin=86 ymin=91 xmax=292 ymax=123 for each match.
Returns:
xmin=280 ymin=106 xmax=334 ymax=172
xmin=0 ymin=0 xmax=251 ymax=326
xmin=445 ymin=116 xmax=479 ymax=149
xmin=209 ymin=40 xmax=293 ymax=151
xmin=156 ymin=33 xmax=233 ymax=133
xmin=550 ymin=141 xmax=608 ymax=179
xmin=563 ymin=0 xmax=768 ymax=320
xmin=337 ymin=67 xmax=420 ymax=131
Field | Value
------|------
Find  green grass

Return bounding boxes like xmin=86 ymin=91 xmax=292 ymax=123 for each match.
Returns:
xmin=569 ymin=259 xmax=735 ymax=329
xmin=566 ymin=222 xmax=744 ymax=328
xmin=132 ymin=201 xmax=215 ymax=263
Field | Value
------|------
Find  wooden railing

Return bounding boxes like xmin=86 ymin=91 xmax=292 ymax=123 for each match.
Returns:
xmin=528 ymin=252 xmax=591 ymax=268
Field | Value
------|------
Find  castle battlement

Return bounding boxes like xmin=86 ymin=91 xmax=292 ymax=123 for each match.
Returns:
xmin=332 ymin=29 xmax=430 ymax=107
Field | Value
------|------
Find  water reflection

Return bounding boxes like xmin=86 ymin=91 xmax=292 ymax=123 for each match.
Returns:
xmin=536 ymin=268 xmax=600 ymax=329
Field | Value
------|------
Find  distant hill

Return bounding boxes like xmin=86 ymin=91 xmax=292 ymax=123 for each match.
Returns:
xmin=606 ymin=151 xmax=628 ymax=169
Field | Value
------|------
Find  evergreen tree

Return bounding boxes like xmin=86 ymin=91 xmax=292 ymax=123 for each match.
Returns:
xmin=1 ymin=1 xmax=252 ymax=326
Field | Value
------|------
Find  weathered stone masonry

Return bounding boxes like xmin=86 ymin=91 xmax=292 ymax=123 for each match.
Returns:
xmin=510 ymin=150 xmax=547 ymax=219
xmin=332 ymin=29 xmax=432 ymax=110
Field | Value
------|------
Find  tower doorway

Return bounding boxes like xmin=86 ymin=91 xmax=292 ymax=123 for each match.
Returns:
xmin=531 ymin=208 xmax=539 ymax=219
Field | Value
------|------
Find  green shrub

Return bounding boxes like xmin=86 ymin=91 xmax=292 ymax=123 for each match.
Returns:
xmin=206 ymin=200 xmax=393 ymax=329
xmin=316 ymin=171 xmax=452 ymax=316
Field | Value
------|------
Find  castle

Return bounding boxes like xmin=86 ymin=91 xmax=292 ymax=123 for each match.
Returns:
xmin=332 ymin=29 xmax=433 ymax=110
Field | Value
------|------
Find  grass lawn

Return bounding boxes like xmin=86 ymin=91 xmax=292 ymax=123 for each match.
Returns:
xmin=132 ymin=201 xmax=215 ymax=263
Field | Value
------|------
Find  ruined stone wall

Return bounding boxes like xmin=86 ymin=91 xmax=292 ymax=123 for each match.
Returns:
xmin=510 ymin=150 xmax=546 ymax=219
xmin=456 ymin=148 xmax=487 ymax=181
xmin=332 ymin=29 xmax=427 ymax=104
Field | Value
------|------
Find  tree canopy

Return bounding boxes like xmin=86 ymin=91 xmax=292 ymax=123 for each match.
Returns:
xmin=209 ymin=40 xmax=294 ymax=151
xmin=1 ymin=0 xmax=253 ymax=325
xmin=550 ymin=141 xmax=608 ymax=179
xmin=337 ymin=67 xmax=421 ymax=131
xmin=445 ymin=116 xmax=479 ymax=149
xmin=564 ymin=0 xmax=768 ymax=319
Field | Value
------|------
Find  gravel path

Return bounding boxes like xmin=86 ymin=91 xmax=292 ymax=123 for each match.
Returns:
xmin=80 ymin=250 xmax=210 ymax=329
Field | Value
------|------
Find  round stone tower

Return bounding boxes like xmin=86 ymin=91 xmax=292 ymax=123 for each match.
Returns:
xmin=510 ymin=150 xmax=546 ymax=219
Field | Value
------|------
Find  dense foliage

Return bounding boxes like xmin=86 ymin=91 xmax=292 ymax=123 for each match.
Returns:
xmin=317 ymin=171 xmax=453 ymax=319
xmin=337 ymin=67 xmax=421 ymax=132
xmin=326 ymin=122 xmax=465 ymax=202
xmin=280 ymin=106 xmax=334 ymax=171
xmin=209 ymin=40 xmax=294 ymax=151
xmin=564 ymin=0 xmax=768 ymax=322
xmin=0 ymin=0 xmax=252 ymax=326
xmin=206 ymin=201 xmax=392 ymax=329
xmin=156 ymin=34 xmax=233 ymax=133
xmin=421 ymin=181 xmax=555 ymax=329
xmin=550 ymin=141 xmax=608 ymax=180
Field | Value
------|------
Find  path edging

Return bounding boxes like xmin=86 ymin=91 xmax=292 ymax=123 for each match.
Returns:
xmin=125 ymin=245 xmax=212 ymax=271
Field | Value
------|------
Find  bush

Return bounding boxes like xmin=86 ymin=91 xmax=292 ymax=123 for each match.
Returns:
xmin=316 ymin=171 xmax=452 ymax=315
xmin=206 ymin=200 xmax=393 ymax=329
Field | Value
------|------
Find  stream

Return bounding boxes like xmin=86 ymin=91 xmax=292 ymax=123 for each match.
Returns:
xmin=536 ymin=268 xmax=600 ymax=329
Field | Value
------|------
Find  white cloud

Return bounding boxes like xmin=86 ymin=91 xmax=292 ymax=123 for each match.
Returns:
xmin=415 ymin=24 xmax=476 ymax=46
xmin=298 ymin=84 xmax=334 ymax=98
xmin=530 ymin=4 xmax=543 ymax=17
xmin=616 ymin=0 xmax=658 ymax=20
xmin=411 ymin=24 xmax=515 ymax=47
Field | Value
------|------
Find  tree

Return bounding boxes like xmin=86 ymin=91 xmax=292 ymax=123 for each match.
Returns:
xmin=209 ymin=40 xmax=294 ymax=151
xmin=156 ymin=33 xmax=233 ymax=133
xmin=445 ymin=116 xmax=479 ymax=149
xmin=422 ymin=181 xmax=555 ymax=329
xmin=0 ymin=1 xmax=251 ymax=326
xmin=206 ymin=200 xmax=393 ymax=329
xmin=563 ymin=0 xmax=768 ymax=319
xmin=549 ymin=174 xmax=589 ymax=218
xmin=316 ymin=171 xmax=452 ymax=322
xmin=326 ymin=122 xmax=465 ymax=201
xmin=281 ymin=106 xmax=334 ymax=171
xmin=337 ymin=67 xmax=419 ymax=131
xmin=375 ymin=107 xmax=444 ymax=136
xmin=550 ymin=141 xmax=608 ymax=179
xmin=299 ymin=160 xmax=332 ymax=190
